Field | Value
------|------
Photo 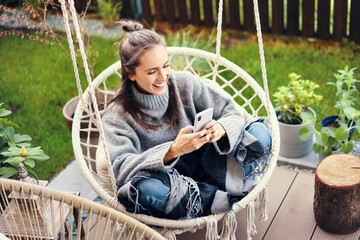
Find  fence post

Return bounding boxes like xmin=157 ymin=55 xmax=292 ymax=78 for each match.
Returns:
xmin=177 ymin=0 xmax=188 ymax=26
xmin=302 ymin=0 xmax=315 ymax=38
xmin=190 ymin=0 xmax=201 ymax=26
xmin=229 ymin=0 xmax=241 ymax=30
xmin=287 ymin=0 xmax=299 ymax=36
xmin=203 ymin=0 xmax=215 ymax=27
xmin=349 ymin=0 xmax=360 ymax=43
xmin=317 ymin=0 xmax=330 ymax=40
xmin=259 ymin=0 xmax=270 ymax=33
xmin=272 ymin=0 xmax=284 ymax=35
xmin=333 ymin=0 xmax=348 ymax=42
xmin=141 ymin=0 xmax=153 ymax=26
xmin=243 ymin=0 xmax=255 ymax=32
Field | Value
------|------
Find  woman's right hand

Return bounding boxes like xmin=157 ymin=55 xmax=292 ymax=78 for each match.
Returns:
xmin=163 ymin=126 xmax=211 ymax=164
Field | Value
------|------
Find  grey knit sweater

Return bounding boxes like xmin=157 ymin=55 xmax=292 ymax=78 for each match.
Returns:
xmin=102 ymin=70 xmax=247 ymax=188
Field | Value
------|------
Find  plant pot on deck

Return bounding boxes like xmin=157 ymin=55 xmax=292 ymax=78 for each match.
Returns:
xmin=63 ymin=91 xmax=115 ymax=170
xmin=278 ymin=107 xmax=316 ymax=158
xmin=321 ymin=115 xmax=356 ymax=141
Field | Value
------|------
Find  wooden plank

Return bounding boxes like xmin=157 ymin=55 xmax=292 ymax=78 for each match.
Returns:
xmin=312 ymin=225 xmax=360 ymax=240
xmin=153 ymin=0 xmax=163 ymax=22
xmin=243 ymin=0 xmax=255 ymax=32
xmin=302 ymin=0 xmax=315 ymax=38
xmin=259 ymin=0 xmax=270 ymax=33
xmin=272 ymin=0 xmax=284 ymax=34
xmin=216 ymin=0 xmax=227 ymax=29
xmin=141 ymin=0 xmax=153 ymax=26
xmin=236 ymin=167 xmax=298 ymax=239
xmin=190 ymin=0 xmax=201 ymax=26
xmin=203 ymin=0 xmax=215 ymax=27
xmin=349 ymin=0 xmax=360 ymax=43
xmin=263 ymin=172 xmax=317 ymax=239
xmin=287 ymin=0 xmax=299 ymax=36
xmin=177 ymin=0 xmax=188 ymax=26
xmin=333 ymin=0 xmax=348 ymax=41
xmin=165 ymin=0 xmax=176 ymax=24
xmin=229 ymin=0 xmax=241 ymax=30
xmin=317 ymin=0 xmax=331 ymax=40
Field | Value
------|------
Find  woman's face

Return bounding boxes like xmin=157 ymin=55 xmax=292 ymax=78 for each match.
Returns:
xmin=129 ymin=44 xmax=170 ymax=96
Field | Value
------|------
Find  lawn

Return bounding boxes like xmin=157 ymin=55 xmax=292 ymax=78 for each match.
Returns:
xmin=0 ymin=31 xmax=359 ymax=180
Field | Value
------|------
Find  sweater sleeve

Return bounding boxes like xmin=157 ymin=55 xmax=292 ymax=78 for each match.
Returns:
xmin=178 ymin=71 xmax=246 ymax=154
xmin=102 ymin=113 xmax=179 ymax=186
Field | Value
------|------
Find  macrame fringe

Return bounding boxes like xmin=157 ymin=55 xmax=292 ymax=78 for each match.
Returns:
xmin=247 ymin=201 xmax=257 ymax=240
xmin=259 ymin=185 xmax=269 ymax=221
xmin=220 ymin=211 xmax=237 ymax=240
xmin=206 ymin=215 xmax=219 ymax=240
xmin=163 ymin=230 xmax=177 ymax=240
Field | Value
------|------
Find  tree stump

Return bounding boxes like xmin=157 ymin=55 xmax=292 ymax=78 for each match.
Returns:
xmin=314 ymin=154 xmax=360 ymax=234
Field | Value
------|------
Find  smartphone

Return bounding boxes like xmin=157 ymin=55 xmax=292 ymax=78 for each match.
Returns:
xmin=193 ymin=108 xmax=214 ymax=132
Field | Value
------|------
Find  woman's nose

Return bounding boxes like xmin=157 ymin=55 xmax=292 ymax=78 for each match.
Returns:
xmin=158 ymin=69 xmax=167 ymax=81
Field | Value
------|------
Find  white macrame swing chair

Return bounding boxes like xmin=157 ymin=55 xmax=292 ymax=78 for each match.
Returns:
xmin=61 ymin=0 xmax=280 ymax=238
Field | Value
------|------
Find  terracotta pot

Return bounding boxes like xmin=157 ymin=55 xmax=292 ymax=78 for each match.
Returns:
xmin=62 ymin=91 xmax=115 ymax=138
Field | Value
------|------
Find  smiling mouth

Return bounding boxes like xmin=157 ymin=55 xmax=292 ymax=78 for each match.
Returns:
xmin=153 ymin=82 xmax=166 ymax=87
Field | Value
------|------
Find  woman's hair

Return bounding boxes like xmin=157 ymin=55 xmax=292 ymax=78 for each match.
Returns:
xmin=112 ymin=20 xmax=180 ymax=131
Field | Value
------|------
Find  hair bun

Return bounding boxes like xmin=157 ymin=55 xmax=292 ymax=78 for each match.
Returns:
xmin=119 ymin=20 xmax=144 ymax=33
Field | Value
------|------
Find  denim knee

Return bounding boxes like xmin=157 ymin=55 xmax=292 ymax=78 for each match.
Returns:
xmin=137 ymin=178 xmax=170 ymax=216
xmin=246 ymin=122 xmax=271 ymax=150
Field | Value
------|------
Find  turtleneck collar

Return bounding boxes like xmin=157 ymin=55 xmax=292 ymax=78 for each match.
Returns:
xmin=130 ymin=82 xmax=170 ymax=112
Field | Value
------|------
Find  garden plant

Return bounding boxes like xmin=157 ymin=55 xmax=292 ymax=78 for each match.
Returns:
xmin=299 ymin=66 xmax=360 ymax=158
xmin=0 ymin=103 xmax=49 ymax=179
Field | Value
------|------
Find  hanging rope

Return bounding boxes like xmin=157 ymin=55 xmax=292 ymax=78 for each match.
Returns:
xmin=59 ymin=0 xmax=117 ymax=194
xmin=215 ymin=0 xmax=224 ymax=61
xmin=252 ymin=0 xmax=272 ymax=130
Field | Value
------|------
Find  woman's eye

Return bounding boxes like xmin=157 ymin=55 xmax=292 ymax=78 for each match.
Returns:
xmin=164 ymin=64 xmax=170 ymax=68
xmin=147 ymin=71 xmax=156 ymax=75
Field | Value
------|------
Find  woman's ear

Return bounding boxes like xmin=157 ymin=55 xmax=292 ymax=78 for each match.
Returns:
xmin=124 ymin=67 xmax=135 ymax=81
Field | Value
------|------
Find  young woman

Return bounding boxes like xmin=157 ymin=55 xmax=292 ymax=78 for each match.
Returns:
xmin=102 ymin=20 xmax=271 ymax=220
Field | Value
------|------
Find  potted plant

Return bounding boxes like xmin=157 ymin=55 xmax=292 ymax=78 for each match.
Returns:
xmin=299 ymin=66 xmax=360 ymax=159
xmin=273 ymin=73 xmax=323 ymax=158
xmin=0 ymin=103 xmax=49 ymax=179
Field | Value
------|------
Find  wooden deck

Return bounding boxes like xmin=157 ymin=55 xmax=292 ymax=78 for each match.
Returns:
xmin=85 ymin=167 xmax=360 ymax=239
xmin=177 ymin=167 xmax=360 ymax=240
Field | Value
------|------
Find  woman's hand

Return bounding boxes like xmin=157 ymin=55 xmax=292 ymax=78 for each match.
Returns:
xmin=204 ymin=120 xmax=226 ymax=143
xmin=164 ymin=125 xmax=211 ymax=164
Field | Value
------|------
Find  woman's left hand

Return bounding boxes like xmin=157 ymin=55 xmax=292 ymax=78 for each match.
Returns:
xmin=204 ymin=120 xmax=226 ymax=143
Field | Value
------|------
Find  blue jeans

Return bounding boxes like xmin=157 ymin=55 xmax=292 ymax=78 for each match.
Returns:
xmin=242 ymin=122 xmax=271 ymax=178
xmin=137 ymin=122 xmax=271 ymax=216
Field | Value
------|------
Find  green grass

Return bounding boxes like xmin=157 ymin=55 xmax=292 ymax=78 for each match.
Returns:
xmin=0 ymin=32 xmax=359 ymax=180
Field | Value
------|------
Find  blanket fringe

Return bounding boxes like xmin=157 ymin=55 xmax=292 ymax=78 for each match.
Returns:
xmin=163 ymin=230 xmax=177 ymax=240
xmin=247 ymin=200 xmax=257 ymax=240
xmin=220 ymin=211 xmax=237 ymax=240
xmin=259 ymin=185 xmax=269 ymax=221
xmin=206 ymin=215 xmax=219 ymax=240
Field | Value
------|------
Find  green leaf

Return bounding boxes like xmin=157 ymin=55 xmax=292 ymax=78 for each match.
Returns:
xmin=321 ymin=148 xmax=332 ymax=158
xmin=341 ymin=141 xmax=354 ymax=154
xmin=24 ymin=158 xmax=35 ymax=168
xmin=300 ymin=111 xmax=315 ymax=124
xmin=315 ymin=134 xmax=326 ymax=146
xmin=298 ymin=127 xmax=311 ymax=141
xmin=335 ymin=127 xmax=349 ymax=141
xmin=27 ymin=146 xmax=43 ymax=155
xmin=313 ymin=143 xmax=322 ymax=153
xmin=14 ymin=134 xmax=32 ymax=143
xmin=0 ymin=109 xmax=11 ymax=117
xmin=29 ymin=154 xmax=49 ymax=161
xmin=321 ymin=127 xmax=336 ymax=138
xmin=5 ymin=127 xmax=15 ymax=141
xmin=4 ymin=156 xmax=25 ymax=165
xmin=0 ymin=167 xmax=18 ymax=179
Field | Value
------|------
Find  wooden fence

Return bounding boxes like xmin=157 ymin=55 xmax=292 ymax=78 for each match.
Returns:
xmin=117 ymin=0 xmax=360 ymax=43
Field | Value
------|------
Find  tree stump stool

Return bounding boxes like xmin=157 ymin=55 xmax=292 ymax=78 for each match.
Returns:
xmin=314 ymin=154 xmax=360 ymax=234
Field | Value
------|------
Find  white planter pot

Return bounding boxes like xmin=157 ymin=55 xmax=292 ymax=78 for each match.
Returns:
xmin=278 ymin=107 xmax=316 ymax=158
